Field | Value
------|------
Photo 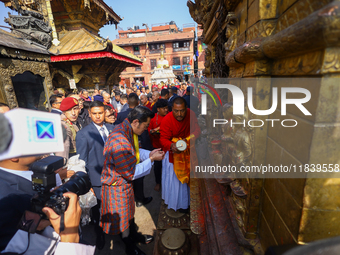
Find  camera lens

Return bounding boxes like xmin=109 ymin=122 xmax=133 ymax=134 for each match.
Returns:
xmin=56 ymin=172 xmax=92 ymax=196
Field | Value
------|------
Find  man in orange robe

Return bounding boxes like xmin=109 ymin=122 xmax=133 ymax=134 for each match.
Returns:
xmin=159 ymin=97 xmax=200 ymax=212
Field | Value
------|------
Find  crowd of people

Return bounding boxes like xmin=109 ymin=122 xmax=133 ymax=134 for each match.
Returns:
xmin=0 ymin=80 xmax=201 ymax=255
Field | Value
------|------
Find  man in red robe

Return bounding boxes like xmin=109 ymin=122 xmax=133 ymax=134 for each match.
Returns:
xmin=140 ymin=94 xmax=152 ymax=110
xmin=159 ymin=97 xmax=201 ymax=212
xmin=148 ymin=99 xmax=169 ymax=191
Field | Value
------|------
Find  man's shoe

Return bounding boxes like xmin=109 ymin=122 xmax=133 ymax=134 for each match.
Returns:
xmin=126 ymin=245 xmax=146 ymax=255
xmin=123 ymin=237 xmax=146 ymax=255
xmin=136 ymin=197 xmax=153 ymax=207
xmin=178 ymin=207 xmax=190 ymax=214
xmin=143 ymin=235 xmax=154 ymax=244
xmin=96 ymin=232 xmax=105 ymax=250
xmin=131 ymin=234 xmax=154 ymax=244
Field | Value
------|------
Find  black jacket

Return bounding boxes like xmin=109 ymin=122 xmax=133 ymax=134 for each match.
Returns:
xmin=0 ymin=169 xmax=36 ymax=251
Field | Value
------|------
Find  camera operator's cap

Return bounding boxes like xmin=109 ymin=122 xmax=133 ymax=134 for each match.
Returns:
xmin=60 ymin=97 xmax=79 ymax=111
xmin=171 ymin=86 xmax=178 ymax=91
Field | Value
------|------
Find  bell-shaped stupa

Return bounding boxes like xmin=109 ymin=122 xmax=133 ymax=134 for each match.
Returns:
xmin=150 ymin=45 xmax=176 ymax=84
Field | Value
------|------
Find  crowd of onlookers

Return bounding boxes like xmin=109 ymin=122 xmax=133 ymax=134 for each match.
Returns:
xmin=49 ymin=80 xmax=200 ymax=129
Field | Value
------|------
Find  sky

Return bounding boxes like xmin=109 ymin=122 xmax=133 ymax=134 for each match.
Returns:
xmin=0 ymin=0 xmax=196 ymax=41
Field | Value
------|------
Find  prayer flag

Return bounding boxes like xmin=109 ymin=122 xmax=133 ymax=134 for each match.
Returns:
xmin=196 ymin=50 xmax=199 ymax=57
xmin=193 ymin=54 xmax=196 ymax=62
xmin=199 ymin=44 xmax=203 ymax=53
xmin=189 ymin=58 xmax=193 ymax=65
xmin=185 ymin=67 xmax=188 ymax=72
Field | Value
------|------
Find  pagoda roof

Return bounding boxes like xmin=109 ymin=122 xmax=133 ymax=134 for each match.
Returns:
xmin=49 ymin=29 xmax=142 ymax=65
xmin=0 ymin=28 xmax=50 ymax=60
xmin=114 ymin=30 xmax=195 ymax=46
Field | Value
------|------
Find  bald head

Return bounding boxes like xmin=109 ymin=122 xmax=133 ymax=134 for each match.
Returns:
xmin=140 ymin=94 xmax=148 ymax=106
xmin=152 ymin=91 xmax=160 ymax=102
xmin=103 ymin=92 xmax=111 ymax=104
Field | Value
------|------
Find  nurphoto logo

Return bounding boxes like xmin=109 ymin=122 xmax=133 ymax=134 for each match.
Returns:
xmin=200 ymin=84 xmax=312 ymax=128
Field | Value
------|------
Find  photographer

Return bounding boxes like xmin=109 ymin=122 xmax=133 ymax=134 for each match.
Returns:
xmin=0 ymin=155 xmax=95 ymax=254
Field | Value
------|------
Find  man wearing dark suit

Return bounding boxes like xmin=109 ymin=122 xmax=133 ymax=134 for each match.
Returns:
xmin=76 ymin=101 xmax=114 ymax=249
xmin=0 ymin=156 xmax=39 ymax=250
xmin=0 ymin=155 xmax=95 ymax=253
xmin=168 ymin=87 xmax=179 ymax=112
xmin=49 ymin=94 xmax=63 ymax=115
xmin=183 ymin=86 xmax=200 ymax=117
xmin=115 ymin=93 xmax=153 ymax=207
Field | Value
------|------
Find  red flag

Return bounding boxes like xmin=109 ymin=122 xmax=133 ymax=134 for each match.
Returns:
xmin=189 ymin=58 xmax=193 ymax=65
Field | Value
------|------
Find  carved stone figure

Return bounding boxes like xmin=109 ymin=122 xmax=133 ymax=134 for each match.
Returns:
xmin=224 ymin=12 xmax=238 ymax=65
xmin=215 ymin=103 xmax=235 ymax=183
xmin=187 ymin=0 xmax=203 ymax=25
xmin=231 ymin=113 xmax=252 ymax=171
xmin=229 ymin=110 xmax=253 ymax=233
xmin=187 ymin=0 xmax=213 ymax=25
xmin=5 ymin=9 xmax=52 ymax=49
xmin=204 ymin=48 xmax=211 ymax=76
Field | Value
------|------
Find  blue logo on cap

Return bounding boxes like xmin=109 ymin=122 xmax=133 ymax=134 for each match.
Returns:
xmin=36 ymin=121 xmax=55 ymax=139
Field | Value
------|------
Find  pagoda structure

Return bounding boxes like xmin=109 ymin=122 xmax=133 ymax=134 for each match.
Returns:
xmin=1 ymin=0 xmax=142 ymax=93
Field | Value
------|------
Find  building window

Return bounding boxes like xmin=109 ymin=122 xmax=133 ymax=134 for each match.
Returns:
xmin=173 ymin=57 xmax=180 ymax=65
xmin=173 ymin=42 xmax=179 ymax=48
xmin=173 ymin=41 xmax=190 ymax=51
xmin=133 ymin=45 xmax=140 ymax=55
xmin=135 ymin=66 xmax=142 ymax=71
xmin=150 ymin=59 xmax=157 ymax=69
xmin=150 ymin=43 xmax=165 ymax=51
xmin=183 ymin=56 xmax=190 ymax=65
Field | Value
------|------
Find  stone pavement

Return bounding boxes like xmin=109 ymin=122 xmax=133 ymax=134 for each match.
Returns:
xmin=81 ymin=166 xmax=162 ymax=255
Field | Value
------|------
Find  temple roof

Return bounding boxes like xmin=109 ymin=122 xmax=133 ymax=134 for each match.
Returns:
xmin=91 ymin=0 xmax=122 ymax=24
xmin=49 ymin=29 xmax=141 ymax=63
xmin=114 ymin=30 xmax=195 ymax=46
xmin=0 ymin=29 xmax=50 ymax=60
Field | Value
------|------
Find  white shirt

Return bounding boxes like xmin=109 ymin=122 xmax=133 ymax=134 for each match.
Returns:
xmin=93 ymin=123 xmax=109 ymax=142
xmin=0 ymin=167 xmax=34 ymax=182
xmin=0 ymin=167 xmax=62 ymax=186
xmin=133 ymin=149 xmax=154 ymax=180
xmin=117 ymin=102 xmax=123 ymax=113
xmin=3 ymin=228 xmax=95 ymax=255
xmin=51 ymin=108 xmax=62 ymax=114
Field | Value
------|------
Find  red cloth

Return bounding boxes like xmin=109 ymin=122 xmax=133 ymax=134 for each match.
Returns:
xmin=148 ymin=113 xmax=165 ymax=149
xmin=100 ymin=119 xmax=137 ymax=235
xmin=51 ymin=51 xmax=143 ymax=66
xmin=145 ymin=101 xmax=153 ymax=111
xmin=160 ymin=109 xmax=200 ymax=163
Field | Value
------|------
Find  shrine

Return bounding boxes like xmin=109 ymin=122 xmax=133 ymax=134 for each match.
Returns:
xmin=150 ymin=46 xmax=176 ymax=84
xmin=0 ymin=0 xmax=141 ymax=110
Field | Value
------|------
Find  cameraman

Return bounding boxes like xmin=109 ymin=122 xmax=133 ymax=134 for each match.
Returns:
xmin=0 ymin=156 xmax=94 ymax=254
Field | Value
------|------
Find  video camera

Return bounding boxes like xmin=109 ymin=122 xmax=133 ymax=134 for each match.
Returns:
xmin=30 ymin=156 xmax=92 ymax=217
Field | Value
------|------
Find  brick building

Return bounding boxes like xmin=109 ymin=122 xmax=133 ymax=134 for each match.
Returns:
xmin=113 ymin=22 xmax=205 ymax=87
